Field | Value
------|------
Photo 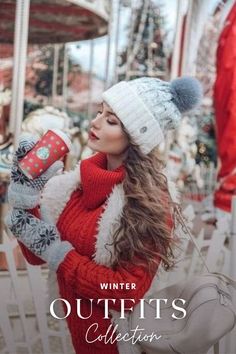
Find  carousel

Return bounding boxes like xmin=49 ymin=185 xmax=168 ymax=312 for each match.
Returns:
xmin=0 ymin=3 xmax=110 ymax=352
xmin=0 ymin=0 xmax=110 ymax=222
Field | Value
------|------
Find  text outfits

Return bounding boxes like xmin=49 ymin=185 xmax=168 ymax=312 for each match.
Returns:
xmin=19 ymin=152 xmax=159 ymax=354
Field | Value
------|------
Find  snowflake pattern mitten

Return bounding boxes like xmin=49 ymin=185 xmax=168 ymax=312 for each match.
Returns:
xmin=5 ymin=208 xmax=73 ymax=271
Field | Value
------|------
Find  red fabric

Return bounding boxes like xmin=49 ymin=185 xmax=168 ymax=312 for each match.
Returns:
xmin=17 ymin=152 xmax=161 ymax=353
xmin=178 ymin=14 xmax=187 ymax=76
xmin=214 ymin=4 xmax=236 ymax=211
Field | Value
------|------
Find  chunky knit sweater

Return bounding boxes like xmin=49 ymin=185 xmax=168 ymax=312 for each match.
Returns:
xmin=19 ymin=153 xmax=157 ymax=354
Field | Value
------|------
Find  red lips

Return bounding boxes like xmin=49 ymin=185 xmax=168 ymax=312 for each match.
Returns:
xmin=89 ymin=130 xmax=99 ymax=140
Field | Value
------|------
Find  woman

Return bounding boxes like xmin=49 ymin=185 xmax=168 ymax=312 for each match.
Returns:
xmin=5 ymin=76 xmax=202 ymax=354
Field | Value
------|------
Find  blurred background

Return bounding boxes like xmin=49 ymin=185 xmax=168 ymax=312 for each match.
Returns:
xmin=0 ymin=0 xmax=236 ymax=353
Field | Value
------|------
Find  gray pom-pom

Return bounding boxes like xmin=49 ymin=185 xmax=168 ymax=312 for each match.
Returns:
xmin=170 ymin=76 xmax=203 ymax=113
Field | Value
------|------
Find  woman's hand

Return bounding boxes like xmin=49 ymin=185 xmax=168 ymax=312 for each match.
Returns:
xmin=5 ymin=208 xmax=73 ymax=270
xmin=8 ymin=135 xmax=63 ymax=209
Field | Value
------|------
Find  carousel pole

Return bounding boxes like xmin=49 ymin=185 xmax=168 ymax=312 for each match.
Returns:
xmin=9 ymin=0 xmax=30 ymax=148
xmin=147 ymin=4 xmax=154 ymax=77
xmin=87 ymin=39 xmax=94 ymax=120
xmin=170 ymin=0 xmax=186 ymax=79
xmin=104 ymin=0 xmax=113 ymax=89
xmin=165 ymin=0 xmax=186 ymax=161
xmin=114 ymin=0 xmax=121 ymax=84
xmin=7 ymin=7 xmax=51 ymax=352
xmin=52 ymin=44 xmax=60 ymax=106
xmin=181 ymin=0 xmax=194 ymax=75
xmin=62 ymin=43 xmax=69 ymax=111
xmin=125 ymin=0 xmax=136 ymax=80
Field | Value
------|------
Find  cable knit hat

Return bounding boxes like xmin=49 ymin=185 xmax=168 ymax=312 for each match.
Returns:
xmin=102 ymin=76 xmax=203 ymax=154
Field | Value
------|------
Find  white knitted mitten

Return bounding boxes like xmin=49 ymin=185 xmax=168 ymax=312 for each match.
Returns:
xmin=5 ymin=208 xmax=73 ymax=270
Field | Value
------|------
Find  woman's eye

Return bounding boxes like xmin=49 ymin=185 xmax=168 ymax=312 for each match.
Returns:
xmin=97 ymin=111 xmax=102 ymax=115
xmin=107 ymin=119 xmax=117 ymax=125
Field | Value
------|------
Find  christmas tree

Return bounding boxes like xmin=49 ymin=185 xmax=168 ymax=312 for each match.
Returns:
xmin=118 ymin=0 xmax=168 ymax=80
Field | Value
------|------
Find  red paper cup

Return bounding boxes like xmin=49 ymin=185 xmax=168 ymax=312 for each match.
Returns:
xmin=18 ymin=129 xmax=72 ymax=179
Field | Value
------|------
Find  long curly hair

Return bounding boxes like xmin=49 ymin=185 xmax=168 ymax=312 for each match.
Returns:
xmin=109 ymin=131 xmax=179 ymax=276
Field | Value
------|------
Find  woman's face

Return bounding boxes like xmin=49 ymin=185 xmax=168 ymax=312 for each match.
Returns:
xmin=87 ymin=101 xmax=129 ymax=155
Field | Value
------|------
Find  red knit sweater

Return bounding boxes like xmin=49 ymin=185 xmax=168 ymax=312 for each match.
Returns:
xmin=19 ymin=153 xmax=157 ymax=354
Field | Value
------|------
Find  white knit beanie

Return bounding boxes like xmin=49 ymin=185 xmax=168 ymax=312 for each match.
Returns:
xmin=102 ymin=76 xmax=203 ymax=154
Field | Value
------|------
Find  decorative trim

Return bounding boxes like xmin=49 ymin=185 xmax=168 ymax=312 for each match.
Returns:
xmin=93 ymin=183 xmax=125 ymax=266
xmin=40 ymin=163 xmax=81 ymax=224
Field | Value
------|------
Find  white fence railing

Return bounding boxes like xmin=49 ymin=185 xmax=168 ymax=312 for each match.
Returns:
xmin=0 ymin=229 xmax=74 ymax=354
xmin=183 ymin=162 xmax=217 ymax=202
xmin=155 ymin=202 xmax=236 ymax=354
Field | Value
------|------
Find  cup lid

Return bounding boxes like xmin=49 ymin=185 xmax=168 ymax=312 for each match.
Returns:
xmin=49 ymin=129 xmax=72 ymax=151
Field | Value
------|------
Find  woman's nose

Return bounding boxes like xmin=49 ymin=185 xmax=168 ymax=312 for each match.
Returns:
xmin=91 ymin=114 xmax=102 ymax=129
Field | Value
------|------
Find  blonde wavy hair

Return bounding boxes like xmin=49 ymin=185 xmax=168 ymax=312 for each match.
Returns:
xmin=109 ymin=131 xmax=179 ymax=276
